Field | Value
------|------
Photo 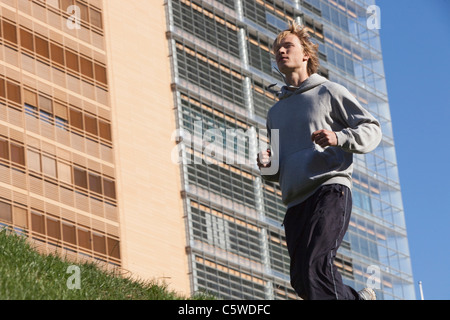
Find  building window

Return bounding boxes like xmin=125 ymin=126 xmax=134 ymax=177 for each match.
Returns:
xmin=0 ymin=139 xmax=9 ymax=160
xmin=84 ymin=114 xmax=98 ymax=136
xmin=98 ymin=120 xmax=111 ymax=141
xmin=77 ymin=228 xmax=91 ymax=250
xmin=57 ymin=161 xmax=72 ymax=184
xmin=93 ymin=233 xmax=106 ymax=254
xmin=42 ymin=156 xmax=57 ymax=178
xmin=2 ymin=20 xmax=17 ymax=44
xmin=35 ymin=35 xmax=50 ymax=59
xmin=27 ymin=149 xmax=41 ymax=172
xmin=31 ymin=211 xmax=45 ymax=234
xmin=13 ymin=206 xmax=28 ymax=228
xmin=107 ymin=237 xmax=120 ymax=259
xmin=62 ymin=222 xmax=76 ymax=245
xmin=266 ymin=12 xmax=288 ymax=30
xmin=69 ymin=108 xmax=84 ymax=130
xmin=0 ymin=201 xmax=12 ymax=223
xmin=0 ymin=79 xmax=5 ymax=99
xmin=73 ymin=167 xmax=88 ymax=189
xmin=20 ymin=29 xmax=34 ymax=51
xmin=10 ymin=143 xmax=25 ymax=166
xmin=103 ymin=178 xmax=116 ymax=199
xmin=88 ymin=173 xmax=102 ymax=194
xmin=65 ymin=50 xmax=79 ymax=72
xmin=89 ymin=7 xmax=103 ymax=29
xmin=6 ymin=81 xmax=21 ymax=105
xmin=50 ymin=42 xmax=65 ymax=65
xmin=46 ymin=216 xmax=61 ymax=240
xmin=38 ymin=95 xmax=53 ymax=114
xmin=80 ymin=56 xmax=94 ymax=78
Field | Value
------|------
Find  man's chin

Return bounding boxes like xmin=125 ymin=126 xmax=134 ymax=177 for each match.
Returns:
xmin=277 ymin=65 xmax=289 ymax=74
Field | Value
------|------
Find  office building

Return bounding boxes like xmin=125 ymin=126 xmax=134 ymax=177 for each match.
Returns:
xmin=0 ymin=0 xmax=415 ymax=300
xmin=165 ymin=0 xmax=415 ymax=300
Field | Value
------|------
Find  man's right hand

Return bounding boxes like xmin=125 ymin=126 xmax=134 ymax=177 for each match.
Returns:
xmin=257 ymin=149 xmax=272 ymax=168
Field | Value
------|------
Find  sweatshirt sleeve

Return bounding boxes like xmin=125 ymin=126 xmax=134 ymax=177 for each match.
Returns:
xmin=331 ymin=86 xmax=382 ymax=154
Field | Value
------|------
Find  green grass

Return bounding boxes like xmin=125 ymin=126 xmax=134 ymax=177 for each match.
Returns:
xmin=0 ymin=229 xmax=213 ymax=300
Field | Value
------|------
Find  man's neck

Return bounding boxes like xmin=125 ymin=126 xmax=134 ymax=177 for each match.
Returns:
xmin=285 ymin=71 xmax=310 ymax=90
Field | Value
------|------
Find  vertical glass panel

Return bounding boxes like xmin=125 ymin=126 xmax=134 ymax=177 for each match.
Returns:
xmin=31 ymin=211 xmax=45 ymax=234
xmin=0 ymin=79 xmax=5 ymax=98
xmin=38 ymin=95 xmax=53 ymax=114
xmin=35 ymin=35 xmax=50 ymax=58
xmin=94 ymin=64 xmax=107 ymax=84
xmin=69 ymin=108 xmax=83 ymax=130
xmin=76 ymin=1 xmax=89 ymax=22
xmin=93 ymin=233 xmax=106 ymax=254
xmin=80 ymin=56 xmax=94 ymax=78
xmin=62 ymin=222 xmax=76 ymax=245
xmin=89 ymin=8 xmax=102 ymax=29
xmin=98 ymin=120 xmax=111 ymax=141
xmin=46 ymin=216 xmax=61 ymax=239
xmin=13 ymin=206 xmax=28 ymax=228
xmin=88 ymin=173 xmax=102 ymax=194
xmin=61 ymin=0 xmax=73 ymax=11
xmin=0 ymin=139 xmax=9 ymax=160
xmin=107 ymin=237 xmax=120 ymax=259
xmin=2 ymin=20 xmax=17 ymax=44
xmin=6 ymin=82 xmax=21 ymax=104
xmin=65 ymin=50 xmax=79 ymax=72
xmin=10 ymin=143 xmax=25 ymax=166
xmin=57 ymin=161 xmax=72 ymax=184
xmin=20 ymin=28 xmax=34 ymax=51
xmin=73 ymin=167 xmax=88 ymax=189
xmin=24 ymin=89 xmax=37 ymax=107
xmin=0 ymin=201 xmax=12 ymax=223
xmin=42 ymin=155 xmax=57 ymax=178
xmin=103 ymin=178 xmax=116 ymax=199
xmin=84 ymin=114 xmax=98 ymax=135
xmin=50 ymin=43 xmax=65 ymax=65
xmin=77 ymin=228 xmax=91 ymax=250
xmin=54 ymin=102 xmax=68 ymax=120
xmin=27 ymin=149 xmax=41 ymax=172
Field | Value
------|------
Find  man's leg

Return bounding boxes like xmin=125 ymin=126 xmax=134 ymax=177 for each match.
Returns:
xmin=283 ymin=184 xmax=360 ymax=300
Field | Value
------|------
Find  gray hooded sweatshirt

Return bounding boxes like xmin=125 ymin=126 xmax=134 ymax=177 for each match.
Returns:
xmin=261 ymin=73 xmax=382 ymax=208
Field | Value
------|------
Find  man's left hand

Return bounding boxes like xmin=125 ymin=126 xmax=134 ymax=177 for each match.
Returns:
xmin=311 ymin=129 xmax=338 ymax=148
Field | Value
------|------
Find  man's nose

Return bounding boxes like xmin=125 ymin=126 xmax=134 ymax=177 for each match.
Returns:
xmin=277 ymin=48 xmax=286 ymax=58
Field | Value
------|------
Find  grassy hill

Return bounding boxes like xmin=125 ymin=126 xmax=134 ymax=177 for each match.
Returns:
xmin=0 ymin=229 xmax=210 ymax=300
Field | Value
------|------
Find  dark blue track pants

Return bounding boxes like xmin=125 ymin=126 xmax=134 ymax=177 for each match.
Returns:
xmin=283 ymin=184 xmax=360 ymax=300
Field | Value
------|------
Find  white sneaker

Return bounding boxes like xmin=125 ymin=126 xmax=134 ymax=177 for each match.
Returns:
xmin=358 ymin=288 xmax=377 ymax=300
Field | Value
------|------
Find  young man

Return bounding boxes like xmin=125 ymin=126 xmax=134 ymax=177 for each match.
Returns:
xmin=257 ymin=22 xmax=381 ymax=300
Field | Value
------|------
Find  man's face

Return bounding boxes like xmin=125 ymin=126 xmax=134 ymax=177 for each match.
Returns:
xmin=274 ymin=34 xmax=309 ymax=74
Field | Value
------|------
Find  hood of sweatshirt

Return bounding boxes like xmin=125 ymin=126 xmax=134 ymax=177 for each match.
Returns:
xmin=276 ymin=73 xmax=328 ymax=100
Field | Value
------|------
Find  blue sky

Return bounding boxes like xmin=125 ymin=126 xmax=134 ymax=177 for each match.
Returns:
xmin=376 ymin=0 xmax=450 ymax=300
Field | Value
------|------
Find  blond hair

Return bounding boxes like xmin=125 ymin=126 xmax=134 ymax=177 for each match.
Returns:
xmin=272 ymin=21 xmax=320 ymax=76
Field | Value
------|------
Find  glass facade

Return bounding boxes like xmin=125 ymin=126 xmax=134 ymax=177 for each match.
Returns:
xmin=166 ymin=0 xmax=415 ymax=299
